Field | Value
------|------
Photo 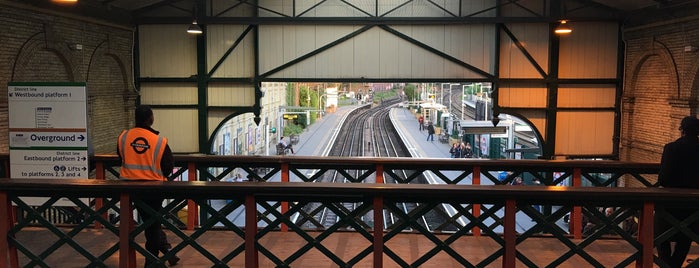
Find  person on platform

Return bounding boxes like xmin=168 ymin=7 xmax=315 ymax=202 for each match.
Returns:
xmin=418 ymin=115 xmax=424 ymax=131
xmin=656 ymin=115 xmax=699 ymax=268
xmin=117 ymin=105 xmax=178 ymax=267
xmin=462 ymin=142 xmax=473 ymax=158
xmin=426 ymin=121 xmax=435 ymax=142
xmin=279 ymin=136 xmax=295 ymax=154
xmin=449 ymin=143 xmax=461 ymax=158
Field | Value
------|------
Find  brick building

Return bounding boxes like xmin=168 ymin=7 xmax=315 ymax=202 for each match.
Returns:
xmin=621 ymin=6 xmax=699 ymax=167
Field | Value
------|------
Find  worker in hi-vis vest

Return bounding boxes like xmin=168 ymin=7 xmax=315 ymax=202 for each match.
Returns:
xmin=117 ymin=105 xmax=177 ymax=267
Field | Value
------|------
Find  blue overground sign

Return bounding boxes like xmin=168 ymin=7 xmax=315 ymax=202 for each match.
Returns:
xmin=7 ymin=82 xmax=89 ymax=179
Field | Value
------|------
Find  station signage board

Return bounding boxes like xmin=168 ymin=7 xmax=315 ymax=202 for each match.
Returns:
xmin=8 ymin=82 xmax=89 ymax=179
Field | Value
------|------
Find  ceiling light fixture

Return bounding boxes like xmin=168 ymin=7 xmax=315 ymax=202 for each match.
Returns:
xmin=187 ymin=20 xmax=203 ymax=35
xmin=554 ymin=20 xmax=572 ymax=35
xmin=51 ymin=0 xmax=78 ymax=3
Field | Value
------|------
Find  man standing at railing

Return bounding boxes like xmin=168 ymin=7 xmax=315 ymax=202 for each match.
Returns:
xmin=117 ymin=105 xmax=178 ymax=267
xmin=656 ymin=115 xmax=699 ymax=268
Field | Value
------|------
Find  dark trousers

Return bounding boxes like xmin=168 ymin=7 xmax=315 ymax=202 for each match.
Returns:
xmin=136 ymin=197 xmax=164 ymax=267
xmin=656 ymin=208 xmax=696 ymax=268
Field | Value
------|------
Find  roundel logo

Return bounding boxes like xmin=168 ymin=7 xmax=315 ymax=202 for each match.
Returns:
xmin=130 ymin=137 xmax=151 ymax=154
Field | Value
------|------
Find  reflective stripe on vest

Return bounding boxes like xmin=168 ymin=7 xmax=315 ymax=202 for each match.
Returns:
xmin=118 ymin=128 xmax=167 ymax=181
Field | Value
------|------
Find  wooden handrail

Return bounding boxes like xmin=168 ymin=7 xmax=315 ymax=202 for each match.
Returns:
xmin=1 ymin=179 xmax=693 ymax=267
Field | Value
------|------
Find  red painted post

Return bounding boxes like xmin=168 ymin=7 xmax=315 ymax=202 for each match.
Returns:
xmin=281 ymin=163 xmax=289 ymax=232
xmin=503 ymin=199 xmax=516 ymax=268
xmin=572 ymin=168 xmax=582 ymax=239
xmin=373 ymin=196 xmax=384 ymax=268
xmin=0 ymin=191 xmax=19 ymax=267
xmin=245 ymin=195 xmax=258 ymax=268
xmin=9 ymin=205 xmax=17 ymax=268
xmin=187 ymin=162 xmax=197 ymax=230
xmin=95 ymin=161 xmax=105 ymax=229
xmin=0 ymin=191 xmax=10 ymax=268
xmin=375 ymin=164 xmax=384 ymax=184
xmin=637 ymin=201 xmax=654 ymax=268
xmin=472 ymin=166 xmax=481 ymax=237
xmin=119 ymin=193 xmax=136 ymax=268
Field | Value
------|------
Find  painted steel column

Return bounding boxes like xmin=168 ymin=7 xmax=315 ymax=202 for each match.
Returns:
xmin=195 ymin=24 xmax=209 ymax=154
xmin=253 ymin=24 xmax=263 ymax=126
xmin=613 ymin=22 xmax=624 ymax=157
xmin=542 ymin=0 xmax=564 ymax=160
xmin=375 ymin=164 xmax=384 ymax=184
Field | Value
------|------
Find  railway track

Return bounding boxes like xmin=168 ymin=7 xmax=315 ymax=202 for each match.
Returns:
xmin=297 ymin=98 xmax=438 ymax=231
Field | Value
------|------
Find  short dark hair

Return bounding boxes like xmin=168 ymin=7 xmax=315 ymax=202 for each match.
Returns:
xmin=135 ymin=105 xmax=153 ymax=126
xmin=680 ymin=116 xmax=699 ymax=135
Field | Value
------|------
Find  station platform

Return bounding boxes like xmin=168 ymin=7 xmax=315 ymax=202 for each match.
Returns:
xmin=388 ymin=107 xmax=454 ymax=159
xmin=290 ymin=104 xmax=361 ymax=157
xmin=289 ymin=103 xmax=455 ymax=159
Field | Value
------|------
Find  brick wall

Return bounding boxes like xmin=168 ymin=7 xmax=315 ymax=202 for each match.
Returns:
xmin=621 ymin=16 xmax=699 ymax=186
xmin=0 ymin=4 xmax=136 ymax=154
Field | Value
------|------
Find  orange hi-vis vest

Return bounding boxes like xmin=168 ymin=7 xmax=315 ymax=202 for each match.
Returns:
xmin=117 ymin=128 xmax=168 ymax=181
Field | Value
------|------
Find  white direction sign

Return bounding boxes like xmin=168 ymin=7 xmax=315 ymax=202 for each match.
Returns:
xmin=8 ymin=82 xmax=89 ymax=179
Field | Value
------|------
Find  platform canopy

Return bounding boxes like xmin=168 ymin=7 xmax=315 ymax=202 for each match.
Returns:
xmin=460 ymin=120 xmax=507 ymax=134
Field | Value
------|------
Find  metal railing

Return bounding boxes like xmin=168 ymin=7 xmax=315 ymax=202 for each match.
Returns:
xmin=2 ymin=154 xmax=694 ymax=267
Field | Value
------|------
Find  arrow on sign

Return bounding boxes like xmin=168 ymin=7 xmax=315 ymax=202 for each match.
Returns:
xmin=78 ymin=135 xmax=85 ymax=141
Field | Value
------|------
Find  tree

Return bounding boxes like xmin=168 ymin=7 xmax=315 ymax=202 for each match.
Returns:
xmin=403 ymin=84 xmax=417 ymax=101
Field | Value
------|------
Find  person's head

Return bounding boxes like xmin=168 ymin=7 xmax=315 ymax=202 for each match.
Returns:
xmin=680 ymin=116 xmax=699 ymax=136
xmin=135 ymin=105 xmax=154 ymax=128
xmin=605 ymin=207 xmax=614 ymax=217
xmin=280 ymin=136 xmax=284 ymax=140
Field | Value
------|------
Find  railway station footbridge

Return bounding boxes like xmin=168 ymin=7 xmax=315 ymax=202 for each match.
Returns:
xmin=3 ymin=154 xmax=696 ymax=268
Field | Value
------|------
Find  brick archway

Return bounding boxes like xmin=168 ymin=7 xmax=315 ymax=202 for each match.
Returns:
xmin=86 ymin=40 xmax=135 ymax=153
xmin=620 ymin=40 xmax=680 ymax=166
xmin=11 ymin=24 xmax=82 ymax=82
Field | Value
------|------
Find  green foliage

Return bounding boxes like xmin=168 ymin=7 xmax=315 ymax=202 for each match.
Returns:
xmin=283 ymin=124 xmax=304 ymax=136
xmin=404 ymin=84 xmax=417 ymax=101
xmin=285 ymin=83 xmax=295 ymax=105
xmin=373 ymin=89 xmax=398 ymax=102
